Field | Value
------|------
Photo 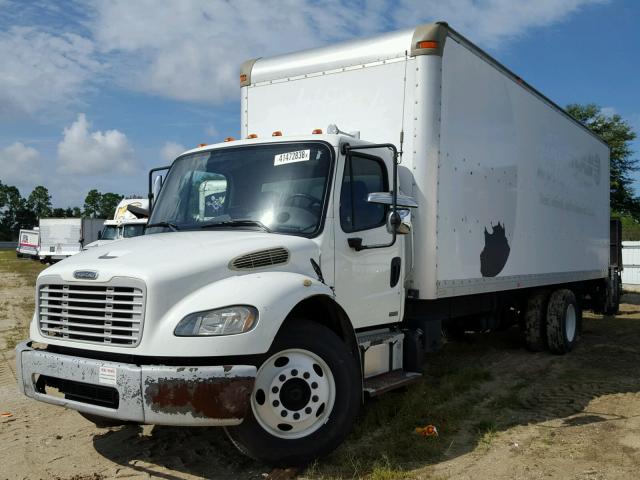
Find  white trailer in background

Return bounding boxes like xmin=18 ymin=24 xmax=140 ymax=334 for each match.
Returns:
xmin=16 ymin=228 xmax=39 ymax=259
xmin=84 ymin=198 xmax=149 ymax=249
xmin=38 ymin=218 xmax=104 ymax=263
xmin=18 ymin=22 xmax=616 ymax=465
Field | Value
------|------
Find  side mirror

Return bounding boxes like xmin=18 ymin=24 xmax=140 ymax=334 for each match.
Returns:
xmin=367 ymin=192 xmax=418 ymax=209
xmin=152 ymin=175 xmax=163 ymax=206
xmin=386 ymin=209 xmax=412 ymax=235
xmin=97 ymin=231 xmax=102 ymax=240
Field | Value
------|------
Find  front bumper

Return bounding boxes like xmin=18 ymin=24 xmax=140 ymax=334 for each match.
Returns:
xmin=16 ymin=341 xmax=257 ymax=426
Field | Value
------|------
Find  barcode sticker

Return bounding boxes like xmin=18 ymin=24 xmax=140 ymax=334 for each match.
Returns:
xmin=99 ymin=366 xmax=117 ymax=385
xmin=274 ymin=149 xmax=310 ymax=166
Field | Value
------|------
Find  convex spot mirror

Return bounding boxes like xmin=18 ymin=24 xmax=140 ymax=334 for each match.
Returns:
xmin=368 ymin=192 xmax=417 ymax=235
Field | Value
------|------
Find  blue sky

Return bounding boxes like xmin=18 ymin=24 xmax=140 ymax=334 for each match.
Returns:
xmin=0 ymin=0 xmax=638 ymax=208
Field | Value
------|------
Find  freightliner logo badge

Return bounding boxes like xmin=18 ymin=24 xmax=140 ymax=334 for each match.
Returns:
xmin=73 ymin=270 xmax=98 ymax=280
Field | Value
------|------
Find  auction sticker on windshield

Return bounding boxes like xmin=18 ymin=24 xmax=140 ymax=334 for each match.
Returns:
xmin=274 ymin=149 xmax=310 ymax=166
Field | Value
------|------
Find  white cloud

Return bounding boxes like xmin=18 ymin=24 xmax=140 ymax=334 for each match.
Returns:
xmin=0 ymin=1 xmax=605 ymax=117
xmin=0 ymin=26 xmax=102 ymax=119
xmin=161 ymin=141 xmax=186 ymax=162
xmin=0 ymin=142 xmax=42 ymax=193
xmin=87 ymin=0 xmax=606 ymax=104
xmin=57 ymin=114 xmax=138 ymax=175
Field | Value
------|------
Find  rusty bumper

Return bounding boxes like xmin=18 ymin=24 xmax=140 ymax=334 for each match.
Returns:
xmin=16 ymin=341 xmax=256 ymax=426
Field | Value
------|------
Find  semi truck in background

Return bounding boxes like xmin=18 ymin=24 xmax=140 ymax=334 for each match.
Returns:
xmin=17 ymin=22 xmax=619 ymax=465
xmin=38 ymin=217 xmax=104 ymax=263
xmin=84 ymin=198 xmax=149 ymax=249
xmin=16 ymin=228 xmax=40 ymax=259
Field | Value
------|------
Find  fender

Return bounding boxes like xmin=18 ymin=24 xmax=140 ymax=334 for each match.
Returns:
xmin=137 ymin=271 xmax=337 ymax=357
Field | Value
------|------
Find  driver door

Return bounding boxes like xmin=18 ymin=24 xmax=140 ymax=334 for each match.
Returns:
xmin=333 ymin=149 xmax=404 ymax=329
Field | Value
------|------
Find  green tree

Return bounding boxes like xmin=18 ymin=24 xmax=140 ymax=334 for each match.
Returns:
xmin=72 ymin=206 xmax=82 ymax=217
xmin=98 ymin=192 xmax=124 ymax=218
xmin=566 ymin=104 xmax=639 ymax=217
xmin=84 ymin=189 xmax=102 ymax=218
xmin=52 ymin=208 xmax=67 ymax=217
xmin=0 ymin=185 xmax=27 ymax=239
xmin=27 ymin=185 xmax=52 ymax=219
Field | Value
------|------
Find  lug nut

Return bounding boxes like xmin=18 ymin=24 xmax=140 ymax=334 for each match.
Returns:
xmin=293 ymin=413 xmax=300 ymax=420
xmin=312 ymin=395 xmax=319 ymax=402
xmin=291 ymin=369 xmax=298 ymax=376
xmin=303 ymin=372 xmax=310 ymax=379
xmin=281 ymin=410 xmax=288 ymax=417
xmin=305 ymin=407 xmax=312 ymax=414
xmin=273 ymin=400 xmax=279 ymax=407
xmin=311 ymin=382 xmax=318 ymax=389
xmin=279 ymin=374 xmax=286 ymax=382
xmin=272 ymin=386 xmax=279 ymax=394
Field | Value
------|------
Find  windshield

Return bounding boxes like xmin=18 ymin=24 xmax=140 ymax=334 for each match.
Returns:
xmin=101 ymin=225 xmax=118 ymax=240
xmin=148 ymin=142 xmax=333 ymax=236
xmin=123 ymin=224 xmax=145 ymax=238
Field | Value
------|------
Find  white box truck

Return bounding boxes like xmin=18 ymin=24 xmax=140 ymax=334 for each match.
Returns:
xmin=84 ymin=198 xmax=149 ymax=249
xmin=16 ymin=228 xmax=39 ymax=259
xmin=16 ymin=23 xmax=618 ymax=465
xmin=38 ymin=217 xmax=105 ymax=263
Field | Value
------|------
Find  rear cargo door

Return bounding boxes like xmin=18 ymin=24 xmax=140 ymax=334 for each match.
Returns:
xmin=333 ymin=150 xmax=403 ymax=329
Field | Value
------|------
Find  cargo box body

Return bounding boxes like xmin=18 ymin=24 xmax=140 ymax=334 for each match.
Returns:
xmin=39 ymin=218 xmax=105 ymax=260
xmin=241 ymin=24 xmax=610 ymax=300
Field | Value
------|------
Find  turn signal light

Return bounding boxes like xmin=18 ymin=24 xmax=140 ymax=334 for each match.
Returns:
xmin=247 ymin=133 xmax=258 ymax=139
xmin=417 ymin=41 xmax=438 ymax=49
xmin=272 ymin=131 xmax=283 ymax=137
xmin=312 ymin=129 xmax=322 ymax=134
xmin=224 ymin=137 xmax=236 ymax=142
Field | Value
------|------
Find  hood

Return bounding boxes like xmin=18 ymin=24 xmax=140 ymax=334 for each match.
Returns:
xmin=43 ymin=231 xmax=320 ymax=286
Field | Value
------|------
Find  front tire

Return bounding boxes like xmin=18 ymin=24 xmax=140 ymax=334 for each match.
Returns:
xmin=225 ymin=320 xmax=361 ymax=467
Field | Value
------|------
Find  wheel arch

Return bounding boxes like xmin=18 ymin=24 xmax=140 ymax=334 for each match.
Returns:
xmin=281 ymin=295 xmax=359 ymax=361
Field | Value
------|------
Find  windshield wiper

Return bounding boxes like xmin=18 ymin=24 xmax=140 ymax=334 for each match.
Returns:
xmin=145 ymin=221 xmax=180 ymax=232
xmin=200 ymin=219 xmax=271 ymax=233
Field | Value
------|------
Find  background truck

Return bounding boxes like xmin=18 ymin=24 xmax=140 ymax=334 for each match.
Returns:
xmin=84 ymin=198 xmax=149 ymax=249
xmin=17 ymin=22 xmax=617 ymax=466
xmin=16 ymin=228 xmax=39 ymax=259
xmin=38 ymin=217 xmax=104 ymax=263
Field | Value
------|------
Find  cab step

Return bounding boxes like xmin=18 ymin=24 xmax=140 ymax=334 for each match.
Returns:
xmin=363 ymin=370 xmax=422 ymax=397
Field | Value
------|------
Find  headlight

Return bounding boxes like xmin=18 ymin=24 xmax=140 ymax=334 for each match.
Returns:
xmin=174 ymin=305 xmax=258 ymax=337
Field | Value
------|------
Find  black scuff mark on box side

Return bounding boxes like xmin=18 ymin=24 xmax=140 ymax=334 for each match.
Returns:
xmin=480 ymin=222 xmax=510 ymax=277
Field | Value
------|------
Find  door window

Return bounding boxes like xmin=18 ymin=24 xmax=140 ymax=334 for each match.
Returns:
xmin=340 ymin=155 xmax=388 ymax=233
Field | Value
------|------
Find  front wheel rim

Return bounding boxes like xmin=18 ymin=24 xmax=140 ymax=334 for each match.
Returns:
xmin=251 ymin=348 xmax=336 ymax=439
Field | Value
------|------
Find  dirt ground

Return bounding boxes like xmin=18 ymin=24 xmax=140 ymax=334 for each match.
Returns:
xmin=1 ymin=249 xmax=640 ymax=479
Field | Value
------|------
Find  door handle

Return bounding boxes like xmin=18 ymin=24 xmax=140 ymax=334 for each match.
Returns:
xmin=390 ymin=256 xmax=401 ymax=287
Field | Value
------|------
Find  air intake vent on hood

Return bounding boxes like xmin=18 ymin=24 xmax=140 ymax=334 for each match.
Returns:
xmin=230 ymin=247 xmax=289 ymax=270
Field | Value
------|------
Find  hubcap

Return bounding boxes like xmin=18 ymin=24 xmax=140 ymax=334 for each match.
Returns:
xmin=251 ymin=348 xmax=335 ymax=439
xmin=565 ymin=304 xmax=576 ymax=342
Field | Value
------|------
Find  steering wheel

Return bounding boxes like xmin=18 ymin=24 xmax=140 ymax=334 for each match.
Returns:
xmin=283 ymin=193 xmax=322 ymax=211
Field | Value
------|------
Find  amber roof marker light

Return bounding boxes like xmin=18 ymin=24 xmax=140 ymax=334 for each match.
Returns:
xmin=272 ymin=131 xmax=283 ymax=137
xmin=417 ymin=40 xmax=438 ymax=49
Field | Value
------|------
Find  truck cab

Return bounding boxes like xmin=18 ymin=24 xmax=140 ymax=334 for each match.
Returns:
xmin=17 ymin=133 xmax=415 ymax=466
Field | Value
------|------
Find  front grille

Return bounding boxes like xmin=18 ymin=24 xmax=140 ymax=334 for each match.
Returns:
xmin=230 ymin=247 xmax=289 ymax=270
xmin=38 ymin=282 xmax=145 ymax=347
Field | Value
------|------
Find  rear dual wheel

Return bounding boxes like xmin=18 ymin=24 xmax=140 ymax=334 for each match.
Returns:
xmin=523 ymin=289 xmax=581 ymax=354
xmin=225 ymin=320 xmax=360 ymax=467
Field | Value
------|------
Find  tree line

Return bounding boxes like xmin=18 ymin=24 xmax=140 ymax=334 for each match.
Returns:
xmin=0 ymin=184 xmax=130 ymax=241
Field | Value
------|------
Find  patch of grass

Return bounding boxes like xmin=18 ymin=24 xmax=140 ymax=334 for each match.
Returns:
xmin=472 ymin=420 xmax=497 ymax=450
xmin=309 ymin=360 xmax=495 ymax=479
xmin=0 ymin=250 xmax=46 ymax=284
